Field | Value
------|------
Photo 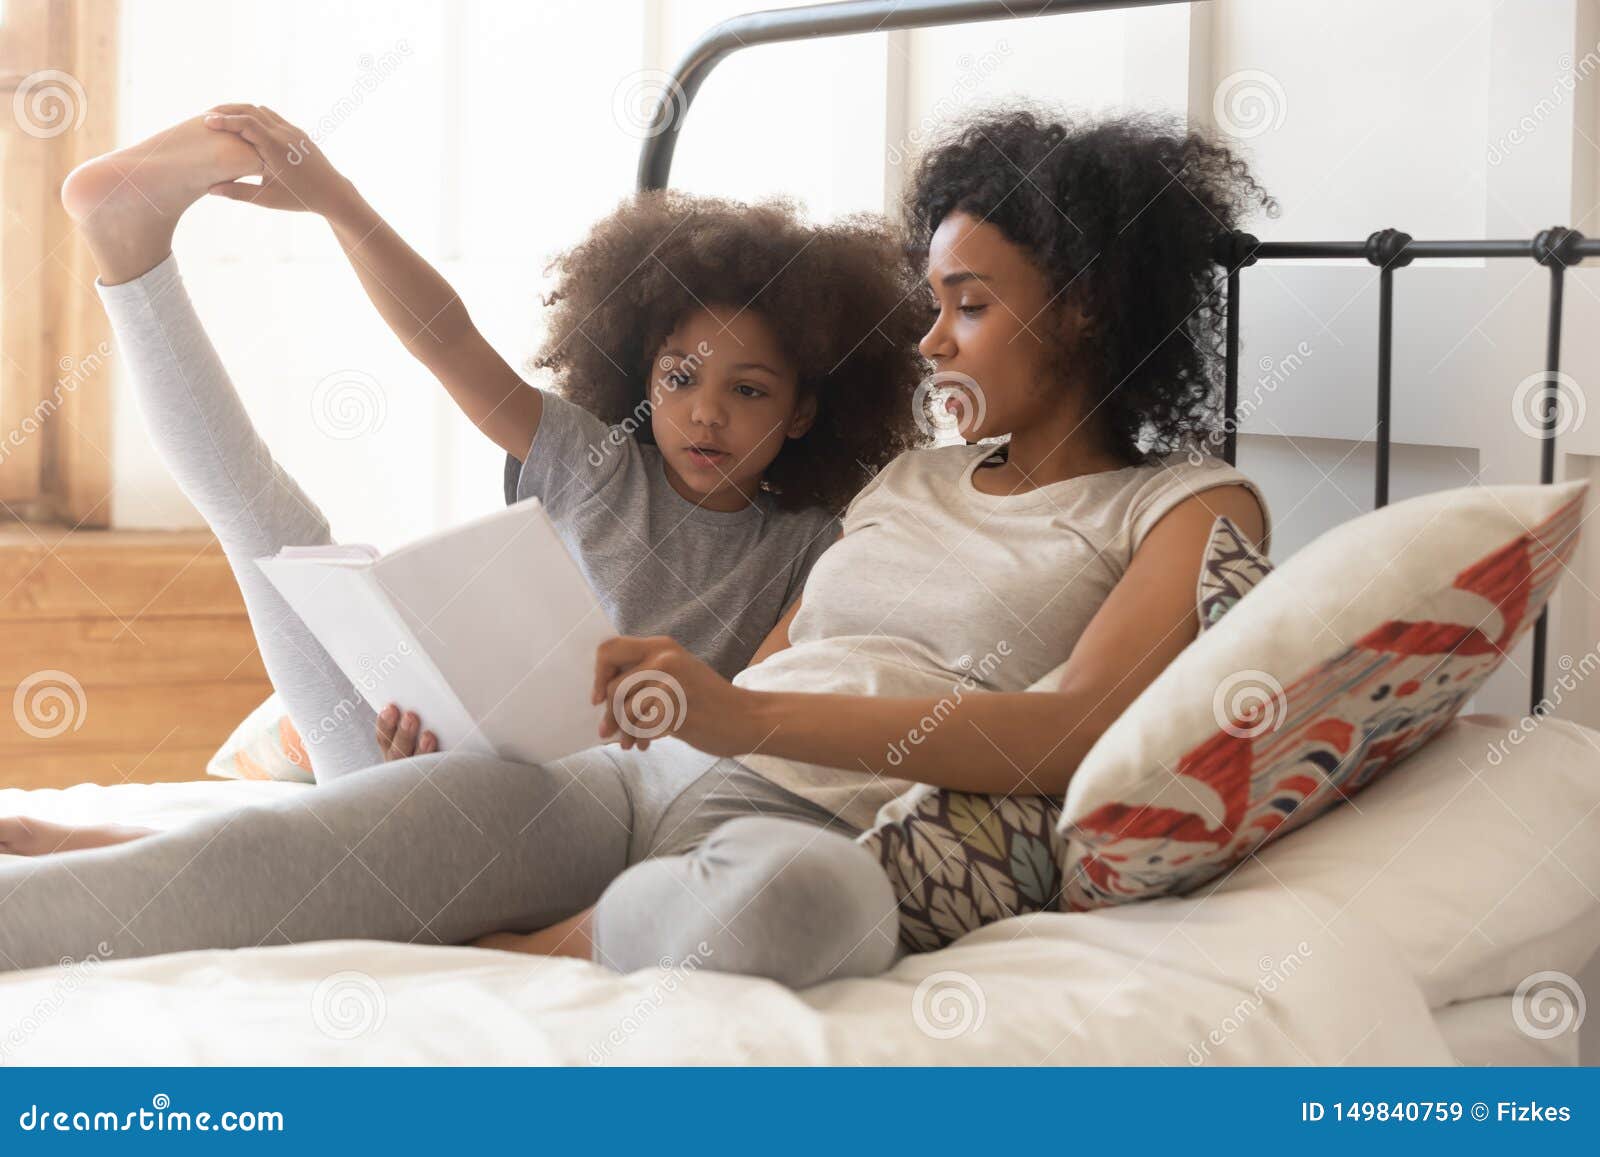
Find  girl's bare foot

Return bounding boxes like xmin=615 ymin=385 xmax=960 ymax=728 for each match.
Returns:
xmin=60 ymin=112 xmax=262 ymax=285
xmin=0 ymin=815 xmax=156 ymax=857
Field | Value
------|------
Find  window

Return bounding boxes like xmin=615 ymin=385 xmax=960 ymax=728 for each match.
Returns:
xmin=0 ymin=0 xmax=113 ymax=526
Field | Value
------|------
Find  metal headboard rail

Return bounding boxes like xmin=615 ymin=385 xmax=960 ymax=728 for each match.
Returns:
xmin=503 ymin=0 xmax=1591 ymax=718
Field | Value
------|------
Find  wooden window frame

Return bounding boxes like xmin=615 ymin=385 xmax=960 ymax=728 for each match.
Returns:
xmin=0 ymin=0 xmax=115 ymax=527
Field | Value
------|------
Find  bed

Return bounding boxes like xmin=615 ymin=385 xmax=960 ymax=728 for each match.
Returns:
xmin=5 ymin=0 xmax=1598 ymax=1067
xmin=4 ymin=702 xmax=1597 ymax=1067
xmin=0 ymin=778 xmax=1508 ymax=1066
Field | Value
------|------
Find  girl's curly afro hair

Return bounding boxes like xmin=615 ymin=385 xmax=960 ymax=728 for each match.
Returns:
xmin=902 ymin=106 xmax=1278 ymax=461
xmin=529 ymin=189 xmax=931 ymax=515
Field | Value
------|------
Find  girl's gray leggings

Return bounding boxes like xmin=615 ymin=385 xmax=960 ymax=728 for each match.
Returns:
xmin=0 ymin=254 xmax=900 ymax=988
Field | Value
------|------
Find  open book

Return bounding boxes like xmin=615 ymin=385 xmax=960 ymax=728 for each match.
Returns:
xmin=255 ymin=498 xmax=617 ymax=765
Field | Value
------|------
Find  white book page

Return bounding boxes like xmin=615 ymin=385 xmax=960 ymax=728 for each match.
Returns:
xmin=370 ymin=499 xmax=617 ymax=764
xmin=254 ymin=557 xmax=487 ymax=757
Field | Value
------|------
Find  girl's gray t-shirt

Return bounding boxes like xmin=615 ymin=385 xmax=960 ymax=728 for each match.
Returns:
xmin=515 ymin=388 xmax=840 ymax=679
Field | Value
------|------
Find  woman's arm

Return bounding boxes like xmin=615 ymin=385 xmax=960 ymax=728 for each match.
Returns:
xmin=596 ymin=485 xmax=1266 ymax=797
xmin=202 ymin=106 xmax=541 ymax=459
xmin=746 ymin=594 xmax=803 ymax=668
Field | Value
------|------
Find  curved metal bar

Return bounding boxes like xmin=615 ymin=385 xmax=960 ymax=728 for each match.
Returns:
xmin=635 ymin=0 xmax=1183 ymax=191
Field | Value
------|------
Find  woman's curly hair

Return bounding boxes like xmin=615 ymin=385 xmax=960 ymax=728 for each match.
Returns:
xmin=902 ymin=106 xmax=1278 ymax=461
xmin=529 ymin=190 xmax=931 ymax=514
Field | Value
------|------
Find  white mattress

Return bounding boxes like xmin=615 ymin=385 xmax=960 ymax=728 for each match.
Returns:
xmin=0 ymin=779 xmax=1544 ymax=1065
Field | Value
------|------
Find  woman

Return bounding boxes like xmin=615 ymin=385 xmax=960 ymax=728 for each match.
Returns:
xmin=0 ymin=107 xmax=1272 ymax=988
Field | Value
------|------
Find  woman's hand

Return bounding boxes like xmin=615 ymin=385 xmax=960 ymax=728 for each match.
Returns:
xmin=201 ymin=104 xmax=358 ymax=219
xmin=591 ymin=636 xmax=756 ymax=755
xmin=375 ymin=703 xmax=439 ymax=761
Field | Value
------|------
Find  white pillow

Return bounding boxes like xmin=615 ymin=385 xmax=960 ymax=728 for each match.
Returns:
xmin=1213 ymin=712 xmax=1600 ymax=1008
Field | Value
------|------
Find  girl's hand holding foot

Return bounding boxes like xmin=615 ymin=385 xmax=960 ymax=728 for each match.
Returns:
xmin=202 ymin=104 xmax=359 ymax=220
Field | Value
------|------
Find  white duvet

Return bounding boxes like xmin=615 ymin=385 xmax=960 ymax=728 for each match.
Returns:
xmin=0 ymin=779 xmax=1468 ymax=1065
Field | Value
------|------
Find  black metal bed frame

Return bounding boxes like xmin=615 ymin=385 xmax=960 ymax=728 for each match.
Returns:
xmin=503 ymin=0 xmax=1595 ymax=717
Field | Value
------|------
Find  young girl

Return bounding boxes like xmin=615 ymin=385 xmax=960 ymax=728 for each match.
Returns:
xmin=0 ymin=107 xmax=1273 ymax=990
xmin=0 ymin=107 xmax=923 ymax=855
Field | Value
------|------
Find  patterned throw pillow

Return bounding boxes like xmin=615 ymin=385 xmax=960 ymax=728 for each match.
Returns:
xmin=206 ymin=692 xmax=315 ymax=784
xmin=1057 ymin=479 xmax=1586 ymax=912
xmin=857 ymin=514 xmax=1274 ymax=954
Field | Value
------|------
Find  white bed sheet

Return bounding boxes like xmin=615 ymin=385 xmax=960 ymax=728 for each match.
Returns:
xmin=0 ymin=779 xmax=1464 ymax=1065
xmin=1434 ymin=996 xmax=1582 ymax=1067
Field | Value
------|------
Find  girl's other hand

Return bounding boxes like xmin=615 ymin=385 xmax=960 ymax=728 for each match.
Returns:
xmin=590 ymin=635 xmax=753 ymax=755
xmin=376 ymin=703 xmax=439 ymax=761
xmin=201 ymin=104 xmax=357 ymax=219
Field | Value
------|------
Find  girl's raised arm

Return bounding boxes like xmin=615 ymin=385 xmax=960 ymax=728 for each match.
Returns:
xmin=202 ymin=105 xmax=542 ymax=459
